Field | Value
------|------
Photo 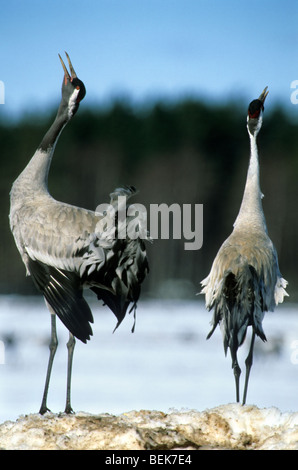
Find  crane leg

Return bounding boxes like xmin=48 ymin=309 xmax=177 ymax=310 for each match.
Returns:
xmin=64 ymin=332 xmax=76 ymax=414
xmin=242 ymin=331 xmax=256 ymax=405
xmin=39 ymin=312 xmax=58 ymax=414
xmin=230 ymin=348 xmax=241 ymax=403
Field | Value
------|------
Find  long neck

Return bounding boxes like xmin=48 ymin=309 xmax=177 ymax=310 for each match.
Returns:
xmin=233 ymin=131 xmax=267 ymax=232
xmin=11 ymin=108 xmax=68 ymax=198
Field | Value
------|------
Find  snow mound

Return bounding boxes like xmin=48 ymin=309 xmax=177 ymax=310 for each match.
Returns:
xmin=0 ymin=404 xmax=298 ymax=450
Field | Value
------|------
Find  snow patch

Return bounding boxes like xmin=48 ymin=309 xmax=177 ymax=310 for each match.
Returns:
xmin=1 ymin=404 xmax=298 ymax=450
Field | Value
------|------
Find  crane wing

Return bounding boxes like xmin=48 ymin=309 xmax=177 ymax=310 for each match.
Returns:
xmin=11 ymin=188 xmax=149 ymax=337
xmin=27 ymin=257 xmax=93 ymax=343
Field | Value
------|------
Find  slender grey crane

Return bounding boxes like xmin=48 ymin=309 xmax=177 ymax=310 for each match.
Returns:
xmin=201 ymin=87 xmax=288 ymax=405
xmin=9 ymin=53 xmax=149 ymax=414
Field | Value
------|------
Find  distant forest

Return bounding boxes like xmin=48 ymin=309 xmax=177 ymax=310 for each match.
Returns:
xmin=1 ymin=98 xmax=298 ymax=300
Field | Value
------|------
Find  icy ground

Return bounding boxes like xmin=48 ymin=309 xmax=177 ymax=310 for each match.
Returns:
xmin=1 ymin=404 xmax=298 ymax=450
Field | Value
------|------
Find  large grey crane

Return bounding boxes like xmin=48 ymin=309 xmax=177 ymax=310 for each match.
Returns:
xmin=9 ymin=53 xmax=149 ymax=415
xmin=201 ymin=88 xmax=288 ymax=405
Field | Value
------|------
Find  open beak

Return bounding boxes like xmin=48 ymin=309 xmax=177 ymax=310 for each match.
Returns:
xmin=258 ymin=86 xmax=269 ymax=105
xmin=58 ymin=52 xmax=77 ymax=82
xmin=247 ymin=86 xmax=269 ymax=121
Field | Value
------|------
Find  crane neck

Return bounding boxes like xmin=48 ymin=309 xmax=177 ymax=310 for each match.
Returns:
xmin=11 ymin=108 xmax=68 ymax=200
xmin=40 ymin=106 xmax=68 ymax=152
xmin=233 ymin=131 xmax=267 ymax=233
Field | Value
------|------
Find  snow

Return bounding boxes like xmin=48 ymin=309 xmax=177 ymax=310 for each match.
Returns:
xmin=0 ymin=296 xmax=298 ymax=449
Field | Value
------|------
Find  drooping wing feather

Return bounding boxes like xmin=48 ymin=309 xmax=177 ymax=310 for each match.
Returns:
xmin=27 ymin=257 xmax=93 ymax=343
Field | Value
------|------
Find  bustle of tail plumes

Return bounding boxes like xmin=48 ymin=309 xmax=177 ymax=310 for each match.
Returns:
xmin=202 ymin=265 xmax=273 ymax=356
xmin=91 ymin=186 xmax=150 ymax=332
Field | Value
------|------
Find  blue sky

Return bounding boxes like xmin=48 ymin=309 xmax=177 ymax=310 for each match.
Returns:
xmin=1 ymin=0 xmax=298 ymax=118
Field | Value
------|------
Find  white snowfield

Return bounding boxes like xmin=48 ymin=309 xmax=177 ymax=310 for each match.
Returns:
xmin=0 ymin=404 xmax=298 ymax=450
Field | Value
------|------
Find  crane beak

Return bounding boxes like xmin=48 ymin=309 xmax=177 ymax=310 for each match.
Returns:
xmin=258 ymin=86 xmax=269 ymax=104
xmin=58 ymin=52 xmax=77 ymax=82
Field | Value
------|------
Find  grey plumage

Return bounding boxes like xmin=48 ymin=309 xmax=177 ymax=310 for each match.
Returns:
xmin=9 ymin=53 xmax=149 ymax=414
xmin=201 ymin=87 xmax=288 ymax=405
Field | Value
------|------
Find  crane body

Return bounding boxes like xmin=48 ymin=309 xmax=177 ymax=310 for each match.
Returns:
xmin=201 ymin=88 xmax=288 ymax=405
xmin=9 ymin=53 xmax=149 ymax=414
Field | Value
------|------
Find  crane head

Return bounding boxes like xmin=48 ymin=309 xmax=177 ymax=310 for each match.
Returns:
xmin=58 ymin=52 xmax=86 ymax=120
xmin=247 ymin=86 xmax=268 ymax=137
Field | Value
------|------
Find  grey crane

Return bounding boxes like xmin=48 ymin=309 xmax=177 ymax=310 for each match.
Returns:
xmin=201 ymin=87 xmax=288 ymax=405
xmin=9 ymin=53 xmax=149 ymax=415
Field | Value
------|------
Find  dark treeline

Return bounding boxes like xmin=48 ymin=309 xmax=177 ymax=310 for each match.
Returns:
xmin=1 ymin=98 xmax=298 ymax=300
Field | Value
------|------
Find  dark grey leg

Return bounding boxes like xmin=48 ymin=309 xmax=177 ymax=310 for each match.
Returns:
xmin=64 ymin=332 xmax=76 ymax=414
xmin=231 ymin=348 xmax=241 ymax=403
xmin=242 ymin=331 xmax=256 ymax=405
xmin=39 ymin=312 xmax=58 ymax=414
